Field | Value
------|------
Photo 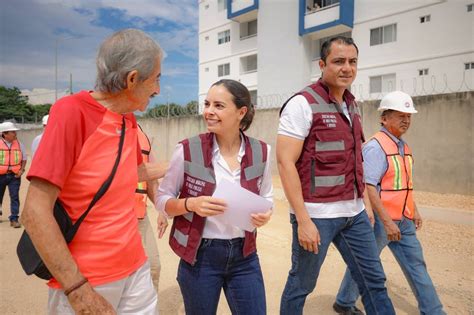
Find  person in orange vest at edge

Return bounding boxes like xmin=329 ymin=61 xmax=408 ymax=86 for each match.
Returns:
xmin=334 ymin=91 xmax=446 ymax=315
xmin=156 ymin=79 xmax=273 ymax=315
xmin=21 ymin=29 xmax=167 ymax=314
xmin=0 ymin=121 xmax=27 ymax=228
xmin=135 ymin=124 xmax=169 ymax=291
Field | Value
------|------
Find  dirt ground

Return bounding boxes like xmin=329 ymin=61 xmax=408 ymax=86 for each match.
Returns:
xmin=0 ymin=176 xmax=473 ymax=314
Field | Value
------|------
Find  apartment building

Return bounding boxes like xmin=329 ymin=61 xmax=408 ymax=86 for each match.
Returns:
xmin=199 ymin=0 xmax=474 ymax=109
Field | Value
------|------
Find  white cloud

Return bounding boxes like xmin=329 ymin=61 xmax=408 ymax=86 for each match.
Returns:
xmin=99 ymin=0 xmax=198 ymax=27
xmin=1 ymin=0 xmax=198 ymax=104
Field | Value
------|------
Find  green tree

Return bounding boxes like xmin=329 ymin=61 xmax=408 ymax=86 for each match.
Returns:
xmin=144 ymin=102 xmax=197 ymax=118
xmin=184 ymin=101 xmax=198 ymax=115
xmin=0 ymin=86 xmax=51 ymax=123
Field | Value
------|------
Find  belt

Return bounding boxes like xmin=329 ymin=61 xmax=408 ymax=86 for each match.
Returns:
xmin=200 ymin=237 xmax=244 ymax=247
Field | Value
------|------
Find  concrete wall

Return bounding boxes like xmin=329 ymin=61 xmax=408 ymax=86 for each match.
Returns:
xmin=17 ymin=92 xmax=473 ymax=195
xmin=360 ymin=91 xmax=473 ymax=196
xmin=139 ymin=92 xmax=473 ymax=195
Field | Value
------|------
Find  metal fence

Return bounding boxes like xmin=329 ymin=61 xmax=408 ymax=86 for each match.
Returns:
xmin=250 ymin=72 xmax=474 ymax=110
xmin=14 ymin=72 xmax=474 ymax=125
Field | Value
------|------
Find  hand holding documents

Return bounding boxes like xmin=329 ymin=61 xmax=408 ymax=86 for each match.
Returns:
xmin=212 ymin=178 xmax=273 ymax=232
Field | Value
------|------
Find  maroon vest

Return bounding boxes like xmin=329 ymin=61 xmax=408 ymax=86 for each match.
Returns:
xmin=281 ymin=80 xmax=365 ymax=203
xmin=169 ymin=132 xmax=268 ymax=265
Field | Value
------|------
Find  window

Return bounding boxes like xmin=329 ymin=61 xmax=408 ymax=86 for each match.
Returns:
xmin=249 ymin=90 xmax=257 ymax=106
xmin=369 ymin=74 xmax=396 ymax=93
xmin=205 ymin=36 xmax=209 ymax=41
xmin=465 ymin=62 xmax=474 ymax=70
xmin=241 ymin=54 xmax=257 ymax=73
xmin=218 ymin=63 xmax=230 ymax=77
xmin=205 ymin=67 xmax=209 ymax=72
xmin=370 ymin=24 xmax=397 ymax=46
xmin=306 ymin=0 xmax=340 ymax=13
xmin=467 ymin=4 xmax=473 ymax=12
xmin=205 ymin=4 xmax=209 ymax=9
xmin=218 ymin=0 xmax=227 ymax=12
xmin=217 ymin=30 xmax=230 ymax=45
xmin=420 ymin=15 xmax=431 ymax=23
xmin=240 ymin=20 xmax=258 ymax=39
xmin=418 ymin=68 xmax=429 ymax=76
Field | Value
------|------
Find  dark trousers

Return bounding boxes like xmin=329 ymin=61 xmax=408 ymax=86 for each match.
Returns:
xmin=177 ymin=238 xmax=266 ymax=315
xmin=0 ymin=173 xmax=21 ymax=222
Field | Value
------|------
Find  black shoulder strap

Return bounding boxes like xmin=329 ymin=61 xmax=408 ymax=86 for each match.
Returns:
xmin=65 ymin=116 xmax=126 ymax=241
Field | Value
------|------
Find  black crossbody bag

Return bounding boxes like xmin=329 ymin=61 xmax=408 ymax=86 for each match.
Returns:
xmin=17 ymin=117 xmax=126 ymax=280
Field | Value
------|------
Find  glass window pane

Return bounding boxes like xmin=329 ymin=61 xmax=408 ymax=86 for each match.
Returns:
xmin=370 ymin=76 xmax=382 ymax=93
xmin=382 ymin=74 xmax=396 ymax=92
xmin=370 ymin=28 xmax=382 ymax=46
xmin=248 ymin=20 xmax=257 ymax=36
xmin=250 ymin=90 xmax=257 ymax=106
xmin=247 ymin=55 xmax=257 ymax=71
xmin=383 ymin=24 xmax=394 ymax=43
xmin=218 ymin=0 xmax=226 ymax=12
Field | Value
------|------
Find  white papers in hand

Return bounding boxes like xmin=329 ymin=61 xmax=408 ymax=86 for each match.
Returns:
xmin=212 ymin=178 xmax=273 ymax=232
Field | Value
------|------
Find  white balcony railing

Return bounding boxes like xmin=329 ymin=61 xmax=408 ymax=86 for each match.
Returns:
xmin=304 ymin=4 xmax=339 ymax=29
xmin=231 ymin=0 xmax=254 ymax=13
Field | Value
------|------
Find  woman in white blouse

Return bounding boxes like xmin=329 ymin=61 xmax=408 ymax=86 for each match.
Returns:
xmin=156 ymin=79 xmax=273 ymax=314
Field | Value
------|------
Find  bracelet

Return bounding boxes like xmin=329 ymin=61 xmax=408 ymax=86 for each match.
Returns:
xmin=64 ymin=277 xmax=88 ymax=296
xmin=184 ymin=198 xmax=192 ymax=213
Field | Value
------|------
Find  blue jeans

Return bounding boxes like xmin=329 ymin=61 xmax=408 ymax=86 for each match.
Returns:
xmin=0 ymin=173 xmax=21 ymax=221
xmin=336 ymin=214 xmax=445 ymax=315
xmin=177 ymin=238 xmax=266 ymax=315
xmin=280 ymin=211 xmax=394 ymax=315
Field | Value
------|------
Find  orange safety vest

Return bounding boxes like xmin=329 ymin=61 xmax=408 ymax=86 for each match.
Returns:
xmin=134 ymin=126 xmax=151 ymax=219
xmin=372 ymin=131 xmax=415 ymax=220
xmin=0 ymin=139 xmax=23 ymax=175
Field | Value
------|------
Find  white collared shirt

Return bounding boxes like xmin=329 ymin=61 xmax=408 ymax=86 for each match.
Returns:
xmin=156 ymin=135 xmax=273 ymax=239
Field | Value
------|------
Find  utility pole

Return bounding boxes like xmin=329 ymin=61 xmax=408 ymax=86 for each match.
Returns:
xmin=55 ymin=39 xmax=58 ymax=102
xmin=54 ymin=36 xmax=74 ymax=102
xmin=167 ymin=92 xmax=170 ymax=119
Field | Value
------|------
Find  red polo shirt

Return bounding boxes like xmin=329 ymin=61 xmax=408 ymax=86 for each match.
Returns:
xmin=28 ymin=91 xmax=146 ymax=288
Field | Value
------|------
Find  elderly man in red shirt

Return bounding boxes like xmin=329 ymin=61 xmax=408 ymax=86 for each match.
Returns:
xmin=22 ymin=29 xmax=166 ymax=315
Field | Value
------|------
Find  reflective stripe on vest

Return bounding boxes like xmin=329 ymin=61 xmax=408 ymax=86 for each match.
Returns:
xmin=302 ymin=87 xmax=340 ymax=114
xmin=134 ymin=126 xmax=151 ymax=219
xmin=372 ymin=131 xmax=415 ymax=220
xmin=0 ymin=139 xmax=22 ymax=175
xmin=285 ymin=80 xmax=365 ymax=203
xmin=305 ymin=91 xmax=348 ymax=190
xmin=169 ymin=132 xmax=267 ymax=265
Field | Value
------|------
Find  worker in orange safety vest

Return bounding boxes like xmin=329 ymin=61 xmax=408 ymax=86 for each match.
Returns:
xmin=335 ymin=91 xmax=445 ymax=315
xmin=135 ymin=124 xmax=169 ymax=291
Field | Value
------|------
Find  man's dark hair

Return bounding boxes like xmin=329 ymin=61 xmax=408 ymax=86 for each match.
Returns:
xmin=320 ymin=36 xmax=359 ymax=62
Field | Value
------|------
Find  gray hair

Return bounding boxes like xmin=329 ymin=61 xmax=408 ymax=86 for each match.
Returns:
xmin=95 ymin=29 xmax=163 ymax=93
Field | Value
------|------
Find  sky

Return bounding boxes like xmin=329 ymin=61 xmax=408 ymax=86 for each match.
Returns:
xmin=0 ymin=0 xmax=199 ymax=108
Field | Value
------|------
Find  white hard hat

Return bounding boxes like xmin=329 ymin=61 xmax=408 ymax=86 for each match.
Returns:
xmin=378 ymin=91 xmax=418 ymax=114
xmin=42 ymin=114 xmax=49 ymax=125
xmin=0 ymin=121 xmax=20 ymax=133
